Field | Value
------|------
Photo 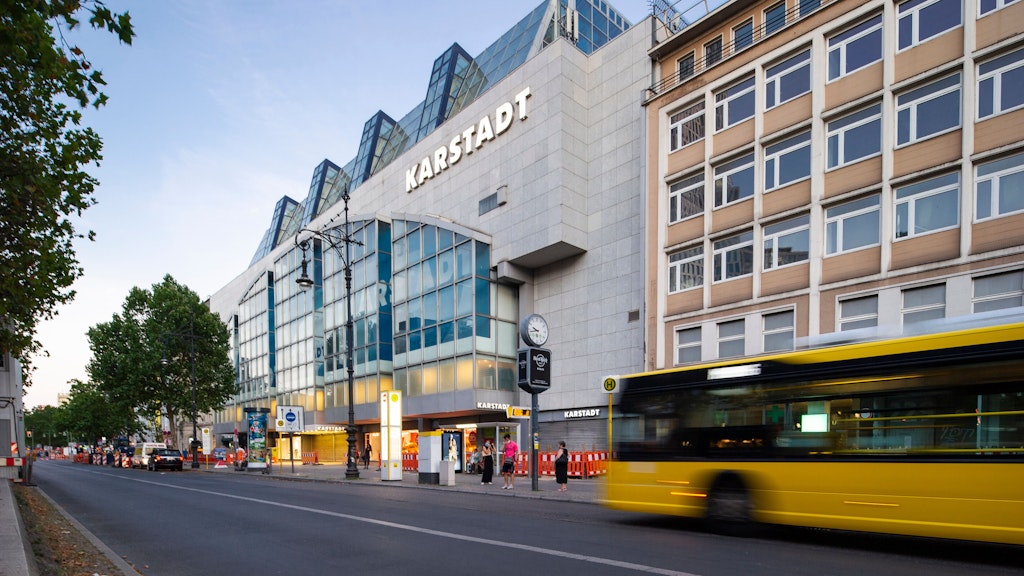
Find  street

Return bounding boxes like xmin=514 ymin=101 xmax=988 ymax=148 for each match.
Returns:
xmin=29 ymin=460 xmax=1023 ymax=576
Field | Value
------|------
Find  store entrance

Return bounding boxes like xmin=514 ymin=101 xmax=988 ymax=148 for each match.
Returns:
xmin=458 ymin=423 xmax=519 ymax=473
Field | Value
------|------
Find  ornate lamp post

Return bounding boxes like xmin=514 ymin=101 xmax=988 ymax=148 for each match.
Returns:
xmin=161 ymin=310 xmax=200 ymax=469
xmin=296 ymin=188 xmax=362 ymax=480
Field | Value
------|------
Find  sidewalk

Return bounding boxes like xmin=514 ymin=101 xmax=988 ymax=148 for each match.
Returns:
xmin=203 ymin=460 xmax=601 ymax=503
xmin=0 ymin=480 xmax=35 ymax=576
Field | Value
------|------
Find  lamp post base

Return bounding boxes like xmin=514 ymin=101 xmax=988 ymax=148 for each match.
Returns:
xmin=345 ymin=426 xmax=360 ymax=480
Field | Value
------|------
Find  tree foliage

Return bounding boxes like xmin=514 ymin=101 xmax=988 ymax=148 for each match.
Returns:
xmin=0 ymin=1 xmax=133 ymax=381
xmin=61 ymin=378 xmax=133 ymax=444
xmin=87 ymin=275 xmax=236 ymax=445
xmin=24 ymin=378 xmax=135 ymax=448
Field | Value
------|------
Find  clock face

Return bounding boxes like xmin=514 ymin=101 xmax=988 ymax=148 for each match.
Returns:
xmin=521 ymin=314 xmax=548 ymax=346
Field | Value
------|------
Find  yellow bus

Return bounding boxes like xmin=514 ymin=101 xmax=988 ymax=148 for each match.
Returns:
xmin=602 ymin=319 xmax=1024 ymax=545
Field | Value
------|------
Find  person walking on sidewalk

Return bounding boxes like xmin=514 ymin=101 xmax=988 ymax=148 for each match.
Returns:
xmin=480 ymin=440 xmax=494 ymax=485
xmin=555 ymin=441 xmax=569 ymax=492
xmin=501 ymin=434 xmax=518 ymax=490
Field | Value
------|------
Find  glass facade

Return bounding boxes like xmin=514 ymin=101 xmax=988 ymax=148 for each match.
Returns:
xmin=390 ymin=220 xmax=518 ymax=396
xmin=248 ymin=0 xmax=635 ymax=264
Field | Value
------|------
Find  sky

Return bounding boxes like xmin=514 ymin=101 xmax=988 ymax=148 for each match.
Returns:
xmin=25 ymin=0 xmax=654 ymax=408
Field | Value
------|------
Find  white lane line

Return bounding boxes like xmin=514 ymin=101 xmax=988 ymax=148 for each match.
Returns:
xmin=88 ymin=469 xmax=702 ymax=576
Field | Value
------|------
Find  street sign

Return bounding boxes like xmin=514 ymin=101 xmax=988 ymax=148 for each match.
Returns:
xmin=506 ymin=406 xmax=531 ymax=419
xmin=276 ymin=406 xmax=304 ymax=432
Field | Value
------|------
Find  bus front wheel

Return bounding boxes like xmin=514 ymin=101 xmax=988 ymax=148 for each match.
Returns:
xmin=705 ymin=473 xmax=751 ymax=536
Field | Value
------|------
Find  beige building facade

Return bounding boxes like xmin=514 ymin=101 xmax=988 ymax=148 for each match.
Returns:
xmin=644 ymin=0 xmax=1024 ymax=370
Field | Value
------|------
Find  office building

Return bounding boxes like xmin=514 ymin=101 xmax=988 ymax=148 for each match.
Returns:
xmin=644 ymin=0 xmax=1024 ymax=369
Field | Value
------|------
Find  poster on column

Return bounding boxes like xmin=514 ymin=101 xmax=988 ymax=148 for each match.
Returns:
xmin=245 ymin=408 xmax=269 ymax=470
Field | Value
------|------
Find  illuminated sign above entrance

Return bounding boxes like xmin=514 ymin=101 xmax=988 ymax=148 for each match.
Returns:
xmin=406 ymin=87 xmax=532 ymax=193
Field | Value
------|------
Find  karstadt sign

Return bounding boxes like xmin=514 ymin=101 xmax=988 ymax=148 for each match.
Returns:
xmin=406 ymin=87 xmax=532 ymax=192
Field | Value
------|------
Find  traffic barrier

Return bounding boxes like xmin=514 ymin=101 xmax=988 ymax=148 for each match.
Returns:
xmin=301 ymin=451 xmax=319 ymax=465
xmin=586 ymin=452 xmax=607 ymax=476
xmin=567 ymin=452 xmax=587 ymax=478
xmin=0 ymin=457 xmax=24 ymax=483
xmin=538 ymin=452 xmax=555 ymax=476
xmin=514 ymin=452 xmax=529 ymax=476
xmin=402 ymin=452 xmax=418 ymax=472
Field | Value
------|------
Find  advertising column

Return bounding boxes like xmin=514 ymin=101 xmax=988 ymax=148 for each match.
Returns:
xmin=380 ymin=391 xmax=402 ymax=481
xmin=244 ymin=407 xmax=270 ymax=471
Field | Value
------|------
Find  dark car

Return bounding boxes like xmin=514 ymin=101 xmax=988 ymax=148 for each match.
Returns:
xmin=148 ymin=448 xmax=184 ymax=471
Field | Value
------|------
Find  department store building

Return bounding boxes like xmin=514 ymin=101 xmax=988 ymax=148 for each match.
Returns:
xmin=208 ymin=0 xmax=659 ymax=464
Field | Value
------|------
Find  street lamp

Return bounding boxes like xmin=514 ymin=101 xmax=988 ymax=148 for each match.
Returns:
xmin=295 ymin=188 xmax=362 ymax=480
xmin=161 ymin=310 xmax=200 ymax=469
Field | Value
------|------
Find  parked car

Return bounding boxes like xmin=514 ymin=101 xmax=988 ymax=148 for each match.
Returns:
xmin=148 ymin=448 xmax=184 ymax=471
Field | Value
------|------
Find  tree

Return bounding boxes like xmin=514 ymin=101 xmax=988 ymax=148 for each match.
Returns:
xmin=61 ymin=378 xmax=130 ymax=446
xmin=87 ymin=275 xmax=236 ymax=445
xmin=24 ymin=404 xmax=63 ymax=447
xmin=0 ymin=1 xmax=133 ymax=382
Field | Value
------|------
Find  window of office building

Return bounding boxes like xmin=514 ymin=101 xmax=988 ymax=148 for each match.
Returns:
xmin=764 ymin=131 xmax=811 ymax=191
xmin=718 ymin=319 xmax=745 ymax=358
xmin=897 ymin=0 xmax=961 ymax=51
xmin=678 ymin=52 xmax=695 ymax=82
xmin=973 ymin=271 xmax=1024 ymax=312
xmin=391 ymin=221 xmax=517 ymax=395
xmin=902 ymin=284 xmax=946 ymax=325
xmin=839 ymin=295 xmax=878 ymax=330
xmin=705 ymin=36 xmax=723 ymax=67
xmin=668 ymin=245 xmax=704 ymax=293
xmin=763 ymin=310 xmax=795 ymax=352
xmin=713 ymin=231 xmax=754 ymax=282
xmin=827 ymin=14 xmax=882 ymax=81
xmin=895 ymin=172 xmax=960 ymax=239
xmin=733 ymin=19 xmax=754 ymax=52
xmin=827 ymin=104 xmax=881 ymax=169
xmin=976 ymin=151 xmax=1024 ymax=220
xmin=825 ymin=194 xmax=881 ymax=255
xmin=669 ymin=101 xmax=705 ymax=152
xmin=763 ymin=215 xmax=810 ymax=270
xmin=669 ymin=173 xmax=704 ymax=223
xmin=713 ymin=153 xmax=755 ymax=208
xmin=978 ymin=47 xmax=1024 ymax=120
xmin=715 ymin=76 xmax=756 ymax=131
xmin=800 ymin=0 xmax=821 ymax=16
xmin=675 ymin=326 xmax=702 ymax=364
xmin=896 ymin=74 xmax=961 ymax=146
xmin=980 ymin=0 xmax=1021 ymax=15
xmin=766 ymin=49 xmax=811 ymax=109
xmin=764 ymin=2 xmax=786 ymax=35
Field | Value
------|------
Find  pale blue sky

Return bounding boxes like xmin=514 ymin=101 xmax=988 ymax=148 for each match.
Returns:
xmin=27 ymin=0 xmax=654 ymax=407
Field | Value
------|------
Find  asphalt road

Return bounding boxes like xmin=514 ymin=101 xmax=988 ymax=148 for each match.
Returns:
xmin=31 ymin=460 xmax=1024 ymax=576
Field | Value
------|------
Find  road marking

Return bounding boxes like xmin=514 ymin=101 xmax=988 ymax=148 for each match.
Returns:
xmin=87 ymin=469 xmax=701 ymax=576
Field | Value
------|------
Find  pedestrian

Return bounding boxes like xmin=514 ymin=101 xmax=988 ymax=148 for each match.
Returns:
xmin=500 ymin=434 xmax=518 ymax=489
xmin=235 ymin=445 xmax=247 ymax=471
xmin=363 ymin=443 xmax=372 ymax=469
xmin=555 ymin=441 xmax=569 ymax=492
xmin=480 ymin=441 xmax=494 ymax=485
